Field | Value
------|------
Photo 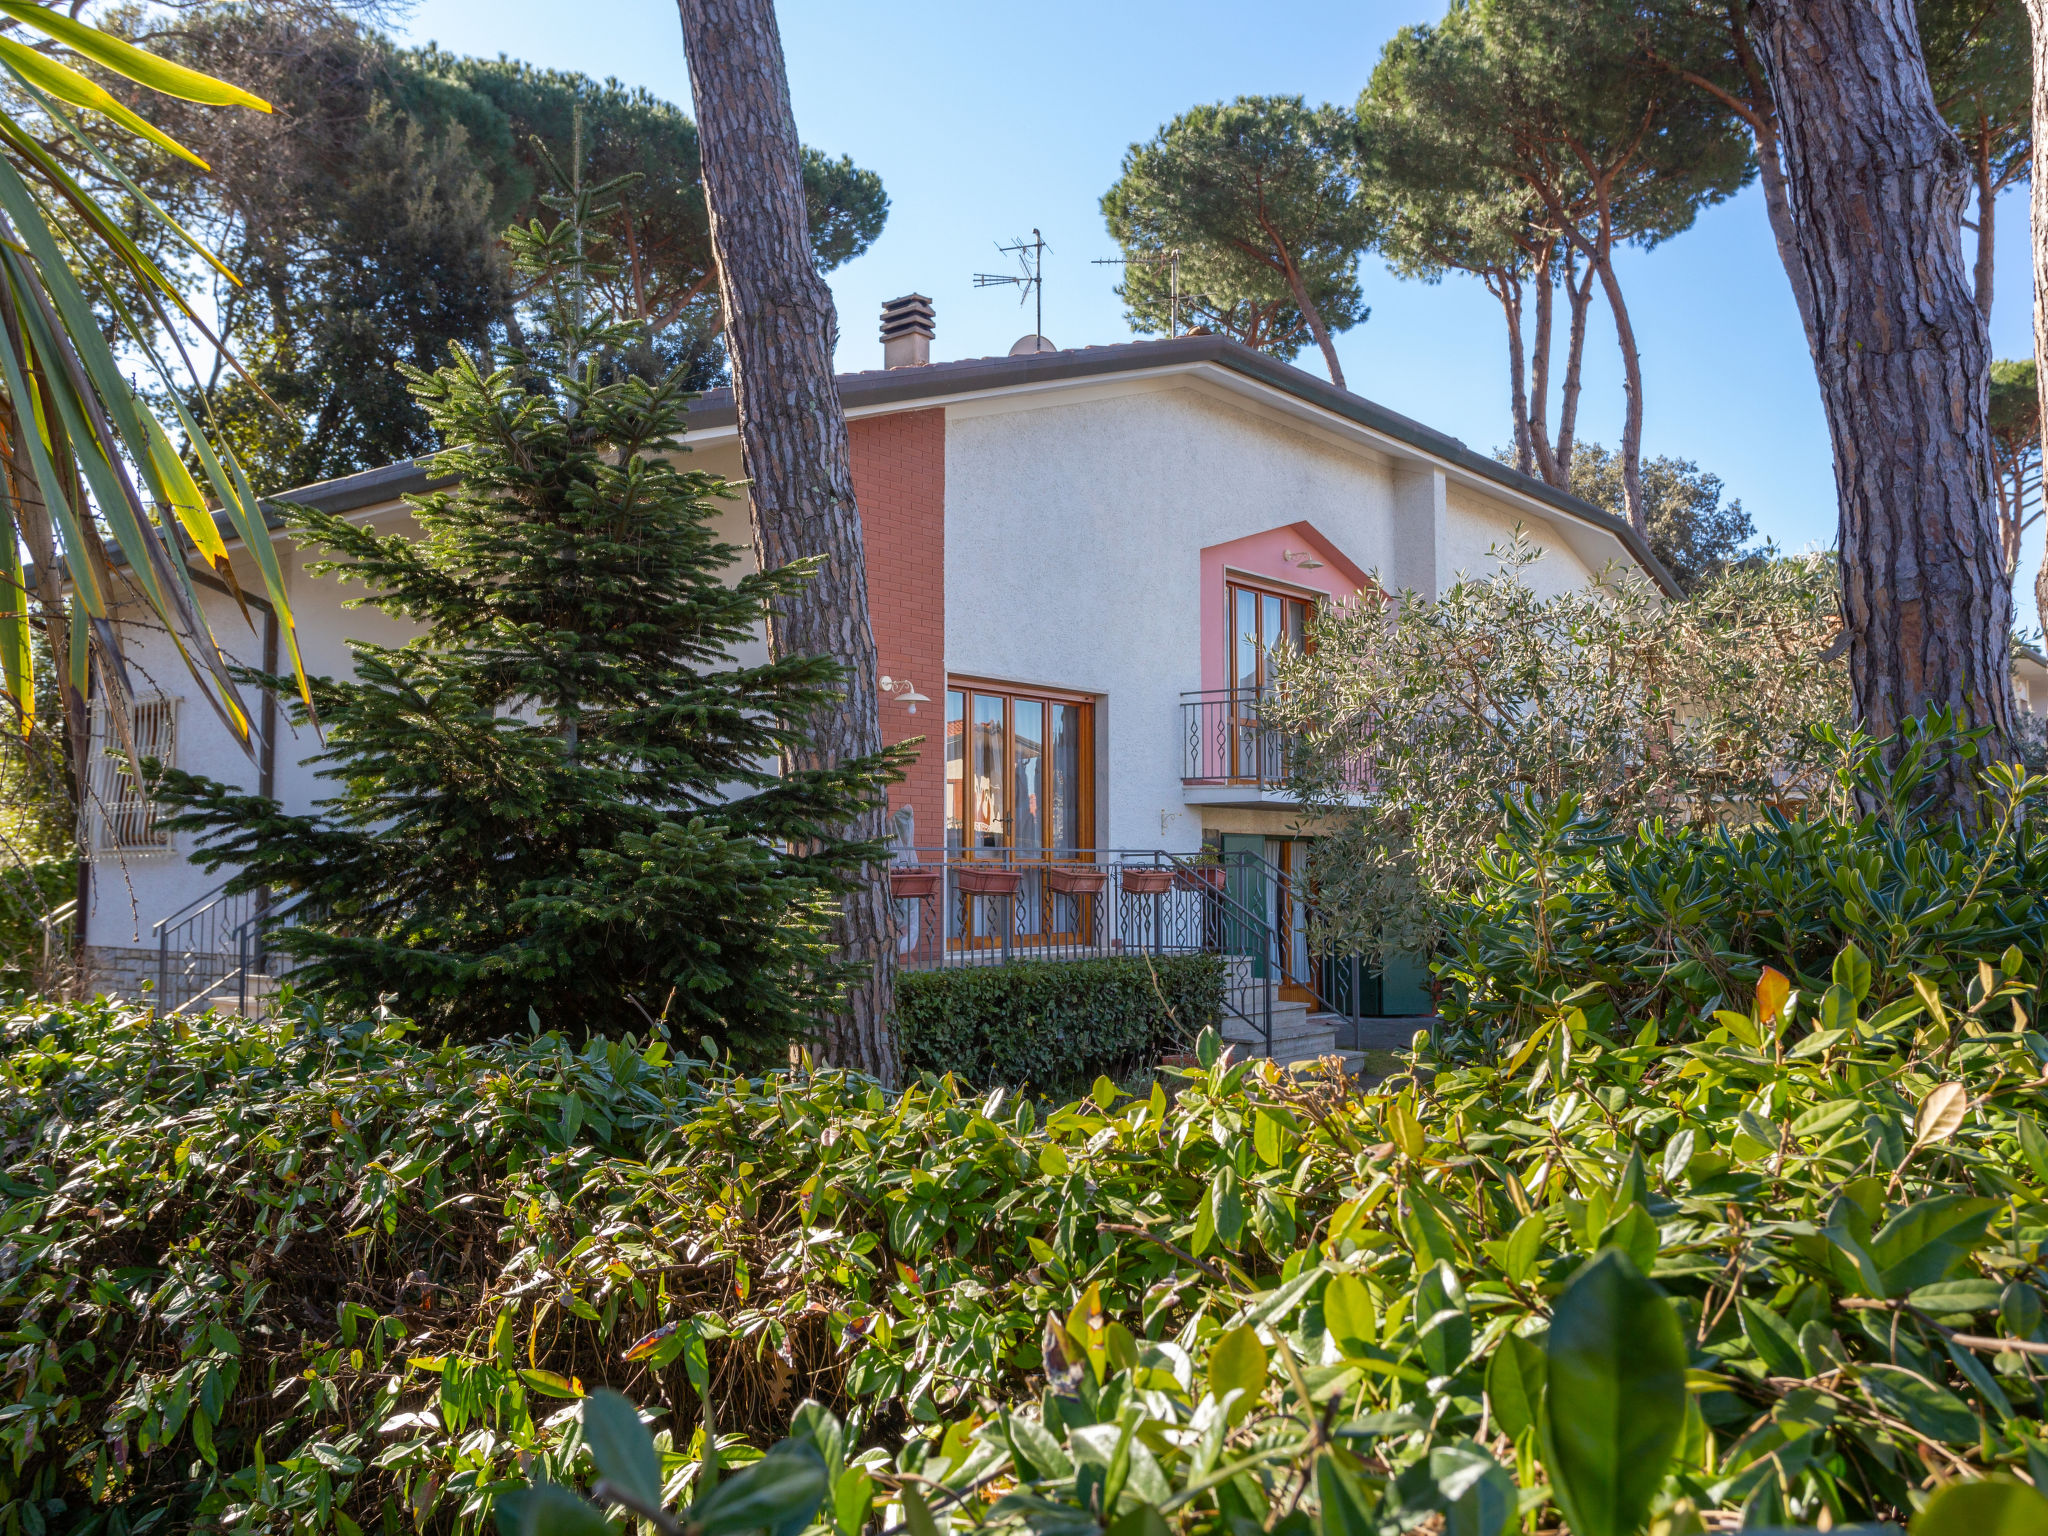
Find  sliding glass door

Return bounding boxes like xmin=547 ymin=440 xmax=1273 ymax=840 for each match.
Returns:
xmin=945 ymin=684 xmax=1093 ymax=944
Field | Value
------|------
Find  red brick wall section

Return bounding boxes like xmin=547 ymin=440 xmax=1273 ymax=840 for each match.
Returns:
xmin=850 ymin=408 xmax=945 ymax=856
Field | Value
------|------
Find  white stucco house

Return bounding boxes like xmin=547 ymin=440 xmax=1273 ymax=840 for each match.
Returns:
xmin=78 ymin=316 xmax=1676 ymax=1054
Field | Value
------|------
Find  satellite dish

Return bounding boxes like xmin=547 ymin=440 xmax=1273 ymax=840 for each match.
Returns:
xmin=1009 ymin=333 xmax=1057 ymax=356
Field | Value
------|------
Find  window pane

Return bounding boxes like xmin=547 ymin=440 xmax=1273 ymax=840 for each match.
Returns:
xmin=1261 ymin=593 xmax=1283 ymax=685
xmin=1051 ymin=703 xmax=1082 ymax=852
xmin=971 ymin=694 xmax=1006 ymax=847
xmin=1285 ymin=598 xmax=1308 ymax=652
xmin=945 ymin=690 xmax=965 ymax=851
xmin=1013 ymin=699 xmax=1044 ymax=853
xmin=1234 ymin=587 xmax=1257 ymax=695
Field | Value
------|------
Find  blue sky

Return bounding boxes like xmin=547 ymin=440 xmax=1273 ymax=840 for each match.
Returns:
xmin=394 ymin=0 xmax=2041 ymax=622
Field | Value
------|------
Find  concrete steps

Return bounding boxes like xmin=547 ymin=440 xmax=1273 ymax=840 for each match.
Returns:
xmin=1223 ymin=997 xmax=1357 ymax=1071
xmin=1221 ymin=991 xmax=1438 ymax=1076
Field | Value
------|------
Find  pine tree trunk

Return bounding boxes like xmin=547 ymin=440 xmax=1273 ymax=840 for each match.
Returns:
xmin=1972 ymin=130 xmax=1996 ymax=319
xmin=1586 ymin=242 xmax=1645 ymax=536
xmin=1752 ymin=114 xmax=1820 ymax=349
xmin=1493 ymin=273 xmax=1534 ymax=477
xmin=1752 ymin=0 xmax=2016 ymax=813
xmin=1265 ymin=220 xmax=1346 ymax=389
xmin=675 ymin=0 xmax=899 ymax=1086
xmin=1733 ymin=0 xmax=1822 ymax=350
xmin=1556 ymin=253 xmax=1595 ymax=486
xmin=1528 ymin=244 xmax=1560 ymax=485
xmin=2029 ymin=0 xmax=2048 ymax=640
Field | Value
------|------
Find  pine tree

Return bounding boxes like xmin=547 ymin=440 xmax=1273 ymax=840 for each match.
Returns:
xmin=155 ymin=169 xmax=906 ymax=1057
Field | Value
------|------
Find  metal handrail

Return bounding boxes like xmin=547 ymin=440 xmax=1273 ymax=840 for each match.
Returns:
xmin=889 ymin=845 xmax=1273 ymax=1058
xmin=153 ymin=879 xmax=276 ymax=1018
xmin=1213 ymin=843 xmax=1378 ymax=1031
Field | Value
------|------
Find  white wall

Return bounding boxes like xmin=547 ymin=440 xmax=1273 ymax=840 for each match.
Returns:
xmin=942 ymin=381 xmax=1606 ymax=856
xmin=87 ymin=506 xmax=423 ymax=945
xmin=101 ymin=379 xmax=1626 ymax=941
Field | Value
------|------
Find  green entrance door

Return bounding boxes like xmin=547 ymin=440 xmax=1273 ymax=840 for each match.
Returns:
xmin=1220 ymin=834 xmax=1270 ymax=979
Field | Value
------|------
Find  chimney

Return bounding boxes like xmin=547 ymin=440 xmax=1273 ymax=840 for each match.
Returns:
xmin=880 ymin=293 xmax=934 ymax=368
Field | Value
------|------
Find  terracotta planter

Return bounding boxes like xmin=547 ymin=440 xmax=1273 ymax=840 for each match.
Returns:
xmin=888 ymin=868 xmax=940 ymax=900
xmin=1120 ymin=867 xmax=1174 ymax=896
xmin=955 ymin=866 xmax=1025 ymax=897
xmin=1174 ymin=866 xmax=1226 ymax=893
xmin=1044 ymin=865 xmax=1107 ymax=895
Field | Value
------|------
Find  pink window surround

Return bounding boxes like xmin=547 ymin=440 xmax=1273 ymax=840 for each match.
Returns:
xmin=1200 ymin=521 xmax=1373 ymax=695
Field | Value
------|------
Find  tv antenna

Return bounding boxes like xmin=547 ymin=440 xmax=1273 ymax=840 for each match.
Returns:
xmin=975 ymin=229 xmax=1049 ymax=346
xmin=1094 ymin=248 xmax=1183 ymax=336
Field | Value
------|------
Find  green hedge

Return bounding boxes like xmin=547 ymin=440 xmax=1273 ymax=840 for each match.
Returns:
xmin=895 ymin=954 xmax=1221 ymax=1093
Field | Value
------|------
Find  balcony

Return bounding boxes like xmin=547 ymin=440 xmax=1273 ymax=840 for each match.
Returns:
xmin=1179 ymin=688 xmax=1368 ymax=808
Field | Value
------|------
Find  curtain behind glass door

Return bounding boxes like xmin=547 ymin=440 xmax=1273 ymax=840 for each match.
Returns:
xmin=1012 ymin=699 xmax=1044 ymax=935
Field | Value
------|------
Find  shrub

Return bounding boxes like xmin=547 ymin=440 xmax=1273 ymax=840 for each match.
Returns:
xmin=1436 ymin=718 xmax=2048 ymax=1048
xmin=894 ymin=954 xmax=1219 ymax=1094
xmin=152 ymin=173 xmax=902 ymax=1055
xmin=5 ymin=956 xmax=2047 ymax=1533
xmin=1267 ymin=535 xmax=1845 ymax=960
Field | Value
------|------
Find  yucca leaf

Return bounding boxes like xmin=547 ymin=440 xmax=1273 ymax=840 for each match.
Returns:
xmin=0 ymin=42 xmax=208 ymax=168
xmin=0 ymin=90 xmax=233 ymax=291
xmin=217 ymin=444 xmax=315 ymax=724
xmin=0 ymin=510 xmax=30 ymax=731
xmin=0 ymin=1 xmax=271 ymax=111
xmin=0 ymin=270 xmax=107 ymax=619
xmin=0 ymin=241 xmax=251 ymax=743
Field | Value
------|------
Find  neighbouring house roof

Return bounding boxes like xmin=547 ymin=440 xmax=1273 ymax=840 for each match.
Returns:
xmin=152 ymin=333 xmax=1684 ymax=597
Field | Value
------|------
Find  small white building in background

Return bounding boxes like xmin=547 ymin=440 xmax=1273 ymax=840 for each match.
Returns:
xmin=81 ymin=318 xmax=1675 ymax=1037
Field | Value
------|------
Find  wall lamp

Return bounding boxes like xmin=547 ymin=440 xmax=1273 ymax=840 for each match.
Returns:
xmin=880 ymin=675 xmax=931 ymax=714
xmin=1283 ymin=549 xmax=1326 ymax=570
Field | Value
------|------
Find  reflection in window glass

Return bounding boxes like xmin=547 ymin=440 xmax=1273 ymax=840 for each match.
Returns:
xmin=945 ymin=690 xmax=964 ymax=850
xmin=971 ymin=694 xmax=1006 ymax=848
xmin=1012 ymin=700 xmax=1043 ymax=852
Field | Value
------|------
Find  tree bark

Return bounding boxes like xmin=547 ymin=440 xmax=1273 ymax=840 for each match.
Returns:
xmin=1971 ymin=127 xmax=1996 ymax=319
xmin=1491 ymin=271 xmax=1534 ymax=476
xmin=1262 ymin=213 xmax=1346 ymax=389
xmin=2029 ymin=0 xmax=2048 ymax=642
xmin=1752 ymin=0 xmax=2016 ymax=811
xmin=1589 ymin=242 xmax=1647 ymax=536
xmin=1731 ymin=0 xmax=1822 ymax=351
xmin=1528 ymin=241 xmax=1559 ymax=484
xmin=675 ymin=0 xmax=899 ymax=1085
xmin=1555 ymin=251 xmax=1595 ymax=487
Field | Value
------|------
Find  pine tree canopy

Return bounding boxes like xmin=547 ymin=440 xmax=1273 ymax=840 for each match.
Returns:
xmin=155 ymin=171 xmax=907 ymax=1057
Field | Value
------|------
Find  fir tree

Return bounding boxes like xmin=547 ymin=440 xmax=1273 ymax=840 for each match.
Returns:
xmin=156 ymin=169 xmax=906 ymax=1056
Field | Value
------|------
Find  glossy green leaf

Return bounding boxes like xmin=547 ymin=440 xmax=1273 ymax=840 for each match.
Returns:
xmin=688 ymin=1441 xmax=828 ymax=1536
xmin=1910 ymin=1279 xmax=2005 ymax=1314
xmin=1833 ymin=943 xmax=1872 ymax=1002
xmin=1324 ymin=1272 xmax=1376 ymax=1355
xmin=1485 ymin=1332 xmax=1546 ymax=1442
xmin=1432 ymin=1442 xmax=1515 ymax=1536
xmin=1910 ymin=1477 xmax=2048 ymax=1536
xmin=1860 ymin=1365 xmax=1980 ymax=1445
xmin=494 ymin=1483 xmax=611 ymax=1536
xmin=1208 ymin=1324 xmax=1266 ymax=1418
xmin=581 ymin=1389 xmax=661 ymax=1512
xmin=1538 ymin=1249 xmax=1686 ymax=1536
xmin=1738 ymin=1298 xmax=1805 ymax=1379
xmin=831 ymin=1468 xmax=873 ymax=1536
xmin=1315 ymin=1449 xmax=1379 ymax=1536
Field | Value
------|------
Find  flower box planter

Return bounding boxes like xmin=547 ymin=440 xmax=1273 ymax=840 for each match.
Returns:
xmin=1174 ymin=866 xmax=1226 ymax=893
xmin=955 ymin=866 xmax=1025 ymax=897
xmin=1120 ymin=868 xmax=1174 ymax=896
xmin=1044 ymin=865 xmax=1108 ymax=896
xmin=888 ymin=868 xmax=940 ymax=900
